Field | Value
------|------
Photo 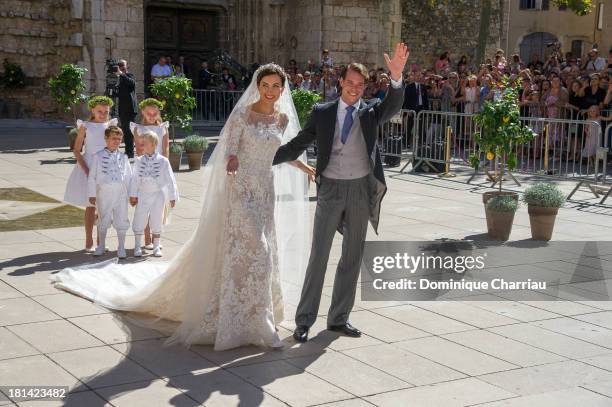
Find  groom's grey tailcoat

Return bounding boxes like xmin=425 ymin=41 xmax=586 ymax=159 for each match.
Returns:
xmin=272 ymin=83 xmax=405 ymax=233
xmin=273 ymin=83 xmax=404 ymax=328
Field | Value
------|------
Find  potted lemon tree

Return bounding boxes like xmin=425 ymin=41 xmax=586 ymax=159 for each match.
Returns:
xmin=469 ymin=78 xmax=536 ymax=240
xmin=150 ymin=76 xmax=196 ymax=172
xmin=48 ymin=64 xmax=88 ymax=150
xmin=291 ymin=88 xmax=321 ymax=128
xmin=523 ymin=183 xmax=565 ymax=241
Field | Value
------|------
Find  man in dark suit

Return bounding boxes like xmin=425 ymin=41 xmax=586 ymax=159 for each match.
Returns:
xmin=198 ymin=61 xmax=213 ymax=89
xmin=178 ymin=56 xmax=189 ymax=79
xmin=117 ymin=59 xmax=137 ymax=158
xmin=273 ymin=43 xmax=409 ymax=343
xmin=402 ymin=70 xmax=429 ymax=147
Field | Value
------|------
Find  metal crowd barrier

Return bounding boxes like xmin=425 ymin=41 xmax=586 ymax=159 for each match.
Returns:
xmin=378 ymin=109 xmax=416 ymax=171
xmin=192 ymin=89 xmax=245 ymax=125
xmin=410 ymin=110 xmax=610 ymax=187
xmin=411 ymin=110 xmax=477 ymax=174
xmin=596 ymin=123 xmax=612 ymax=204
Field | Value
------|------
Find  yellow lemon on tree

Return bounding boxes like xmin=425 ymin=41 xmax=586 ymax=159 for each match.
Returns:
xmin=486 ymin=151 xmax=495 ymax=160
xmin=175 ymin=93 xmax=181 ymax=99
xmin=70 ymin=90 xmax=76 ymax=95
xmin=503 ymin=116 xmax=510 ymax=124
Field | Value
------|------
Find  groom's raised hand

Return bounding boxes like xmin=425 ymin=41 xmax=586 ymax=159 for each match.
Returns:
xmin=384 ymin=42 xmax=409 ymax=82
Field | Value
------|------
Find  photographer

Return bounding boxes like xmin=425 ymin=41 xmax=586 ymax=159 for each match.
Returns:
xmin=117 ymin=59 xmax=137 ymax=158
xmin=583 ymin=49 xmax=606 ymax=73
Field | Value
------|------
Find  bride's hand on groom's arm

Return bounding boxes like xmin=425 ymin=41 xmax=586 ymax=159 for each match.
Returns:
xmin=226 ymin=155 xmax=239 ymax=175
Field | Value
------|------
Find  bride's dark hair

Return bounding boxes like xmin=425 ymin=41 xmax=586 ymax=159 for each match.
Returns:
xmin=256 ymin=63 xmax=287 ymax=86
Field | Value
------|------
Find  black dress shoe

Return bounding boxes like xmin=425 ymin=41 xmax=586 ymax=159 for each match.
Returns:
xmin=328 ymin=322 xmax=361 ymax=337
xmin=293 ymin=325 xmax=309 ymax=343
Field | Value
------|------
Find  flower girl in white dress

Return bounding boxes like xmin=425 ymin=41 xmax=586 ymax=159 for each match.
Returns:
xmin=63 ymin=96 xmax=118 ymax=252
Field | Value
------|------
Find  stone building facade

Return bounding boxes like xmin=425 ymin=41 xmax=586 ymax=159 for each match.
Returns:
xmin=401 ymin=0 xmax=506 ymax=71
xmin=1 ymin=0 xmax=507 ymax=119
xmin=506 ymin=0 xmax=611 ymax=63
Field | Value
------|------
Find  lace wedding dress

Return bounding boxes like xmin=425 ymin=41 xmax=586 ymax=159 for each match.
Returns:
xmin=51 ymin=69 xmax=310 ymax=351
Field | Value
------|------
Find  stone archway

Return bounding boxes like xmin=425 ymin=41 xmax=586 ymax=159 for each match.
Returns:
xmin=519 ymin=32 xmax=558 ymax=63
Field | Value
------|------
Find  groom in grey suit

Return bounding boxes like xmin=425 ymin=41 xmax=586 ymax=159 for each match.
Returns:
xmin=273 ymin=43 xmax=410 ymax=342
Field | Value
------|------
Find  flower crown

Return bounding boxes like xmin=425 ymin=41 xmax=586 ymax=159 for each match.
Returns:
xmin=87 ymin=95 xmax=114 ymax=110
xmin=138 ymin=98 xmax=164 ymax=111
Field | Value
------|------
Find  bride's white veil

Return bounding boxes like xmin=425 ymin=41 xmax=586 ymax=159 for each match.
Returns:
xmin=164 ymin=64 xmax=311 ymax=345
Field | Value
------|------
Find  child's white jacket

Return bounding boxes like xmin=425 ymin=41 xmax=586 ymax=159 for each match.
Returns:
xmin=129 ymin=153 xmax=179 ymax=202
xmin=87 ymin=148 xmax=132 ymax=198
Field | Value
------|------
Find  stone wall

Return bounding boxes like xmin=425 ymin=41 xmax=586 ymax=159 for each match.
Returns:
xmin=0 ymin=0 xmax=144 ymax=119
xmin=81 ymin=0 xmax=145 ymax=97
xmin=4 ymin=0 xmax=510 ymax=118
xmin=287 ymin=0 xmax=401 ymax=69
xmin=0 ymin=0 xmax=83 ymax=117
xmin=401 ymin=0 xmax=505 ymax=71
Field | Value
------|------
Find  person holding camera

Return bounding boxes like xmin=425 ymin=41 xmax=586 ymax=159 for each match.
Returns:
xmin=117 ymin=59 xmax=137 ymax=158
xmin=583 ymin=49 xmax=606 ymax=73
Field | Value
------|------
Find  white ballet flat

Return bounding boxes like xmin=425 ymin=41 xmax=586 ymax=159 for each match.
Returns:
xmin=85 ymin=246 xmax=95 ymax=253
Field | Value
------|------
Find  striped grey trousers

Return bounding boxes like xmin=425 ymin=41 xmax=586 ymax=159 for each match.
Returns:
xmin=295 ymin=175 xmax=370 ymax=328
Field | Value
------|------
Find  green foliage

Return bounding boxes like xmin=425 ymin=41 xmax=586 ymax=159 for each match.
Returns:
xmin=1 ymin=59 xmax=26 ymax=89
xmin=469 ymin=77 xmax=536 ymax=190
xmin=430 ymin=0 xmax=591 ymax=15
xmin=523 ymin=183 xmax=566 ymax=208
xmin=169 ymin=142 xmax=184 ymax=154
xmin=486 ymin=195 xmax=518 ymax=213
xmin=291 ymin=88 xmax=321 ymax=128
xmin=87 ymin=95 xmax=114 ymax=110
xmin=48 ymin=64 xmax=88 ymax=120
xmin=552 ymin=0 xmax=592 ymax=16
xmin=183 ymin=135 xmax=209 ymax=153
xmin=149 ymin=76 xmax=196 ymax=138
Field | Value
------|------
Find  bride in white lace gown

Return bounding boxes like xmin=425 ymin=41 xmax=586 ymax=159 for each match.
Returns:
xmin=51 ymin=64 xmax=313 ymax=351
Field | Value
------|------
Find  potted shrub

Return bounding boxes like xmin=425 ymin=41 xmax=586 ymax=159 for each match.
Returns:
xmin=183 ymin=135 xmax=209 ymax=170
xmin=485 ymin=195 xmax=518 ymax=240
xmin=48 ymin=64 xmax=88 ymax=148
xmin=1 ymin=59 xmax=26 ymax=118
xmin=523 ymin=183 xmax=565 ymax=241
xmin=149 ymin=76 xmax=196 ymax=143
xmin=169 ymin=142 xmax=183 ymax=172
xmin=291 ymin=88 xmax=321 ymax=128
xmin=469 ymin=77 xmax=536 ymax=238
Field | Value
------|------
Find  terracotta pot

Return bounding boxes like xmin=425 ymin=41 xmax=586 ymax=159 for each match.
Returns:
xmin=169 ymin=151 xmax=182 ymax=172
xmin=485 ymin=209 xmax=515 ymax=240
xmin=528 ymin=206 xmax=558 ymax=241
xmin=186 ymin=151 xmax=204 ymax=170
xmin=482 ymin=191 xmax=518 ymax=238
